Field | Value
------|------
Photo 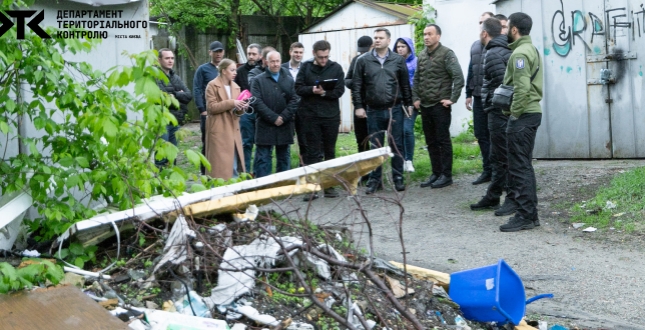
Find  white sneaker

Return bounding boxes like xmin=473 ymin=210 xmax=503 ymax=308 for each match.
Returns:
xmin=404 ymin=160 xmax=415 ymax=172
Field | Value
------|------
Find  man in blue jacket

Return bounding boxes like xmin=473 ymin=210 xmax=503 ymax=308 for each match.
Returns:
xmin=193 ymin=41 xmax=224 ymax=175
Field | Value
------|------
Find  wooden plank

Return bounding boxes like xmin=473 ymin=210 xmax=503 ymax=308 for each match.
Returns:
xmin=388 ymin=261 xmax=451 ymax=291
xmin=59 ymin=147 xmax=390 ymax=246
xmin=169 ymin=183 xmax=322 ymax=221
xmin=0 ymin=285 xmax=129 ymax=330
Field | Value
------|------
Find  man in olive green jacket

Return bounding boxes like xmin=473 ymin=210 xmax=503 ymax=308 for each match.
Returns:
xmin=413 ymin=24 xmax=465 ymax=189
xmin=499 ymin=12 xmax=543 ymax=232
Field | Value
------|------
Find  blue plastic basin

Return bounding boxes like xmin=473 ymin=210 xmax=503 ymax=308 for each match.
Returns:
xmin=449 ymin=259 xmax=526 ymax=325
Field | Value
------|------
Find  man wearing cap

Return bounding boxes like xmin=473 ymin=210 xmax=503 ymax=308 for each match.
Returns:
xmin=345 ymin=35 xmax=372 ymax=185
xmin=193 ymin=41 xmax=224 ymax=175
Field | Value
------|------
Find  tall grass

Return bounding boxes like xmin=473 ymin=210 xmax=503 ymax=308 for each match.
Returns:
xmin=570 ymin=167 xmax=645 ymax=233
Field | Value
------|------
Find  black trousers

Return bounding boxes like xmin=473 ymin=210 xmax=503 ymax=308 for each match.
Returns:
xmin=506 ymin=113 xmax=542 ymax=220
xmin=302 ymin=116 xmax=340 ymax=165
xmin=354 ymin=115 xmax=369 ymax=153
xmin=485 ymin=110 xmax=509 ymax=199
xmin=473 ymin=96 xmax=491 ymax=174
xmin=294 ymin=113 xmax=308 ymax=165
xmin=420 ymin=104 xmax=453 ymax=177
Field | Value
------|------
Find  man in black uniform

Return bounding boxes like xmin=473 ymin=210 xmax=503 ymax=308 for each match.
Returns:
xmin=466 ymin=11 xmax=494 ymax=185
xmin=469 ymin=17 xmax=512 ymax=212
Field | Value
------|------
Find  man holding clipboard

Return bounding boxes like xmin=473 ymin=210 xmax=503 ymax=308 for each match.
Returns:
xmin=295 ymin=40 xmax=346 ymax=200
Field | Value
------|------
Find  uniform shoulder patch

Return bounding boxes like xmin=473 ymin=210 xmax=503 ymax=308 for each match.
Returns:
xmin=516 ymin=58 xmax=525 ymax=69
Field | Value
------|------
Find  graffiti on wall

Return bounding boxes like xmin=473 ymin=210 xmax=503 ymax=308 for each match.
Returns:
xmin=551 ymin=0 xmax=645 ymax=57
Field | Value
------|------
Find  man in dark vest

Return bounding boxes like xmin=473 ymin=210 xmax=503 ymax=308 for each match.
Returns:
xmin=413 ymin=24 xmax=465 ymax=189
xmin=466 ymin=12 xmax=495 ymax=185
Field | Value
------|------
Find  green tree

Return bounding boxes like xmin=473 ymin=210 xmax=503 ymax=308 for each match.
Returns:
xmin=149 ymin=0 xmax=346 ymax=64
xmin=0 ymin=0 xmax=208 ymax=240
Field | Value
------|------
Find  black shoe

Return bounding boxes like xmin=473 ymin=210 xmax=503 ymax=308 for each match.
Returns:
xmin=430 ymin=175 xmax=453 ymax=188
xmin=324 ymin=187 xmax=339 ymax=198
xmin=394 ymin=177 xmax=406 ymax=192
xmin=303 ymin=193 xmax=319 ymax=202
xmin=472 ymin=172 xmax=492 ymax=185
xmin=494 ymin=199 xmax=518 ymax=216
xmin=366 ymin=180 xmax=380 ymax=195
xmin=500 ymin=215 xmax=535 ymax=232
xmin=470 ymin=196 xmax=500 ymax=211
xmin=420 ymin=174 xmax=439 ymax=188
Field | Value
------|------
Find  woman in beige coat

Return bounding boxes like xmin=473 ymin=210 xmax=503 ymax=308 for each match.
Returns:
xmin=205 ymin=59 xmax=248 ymax=179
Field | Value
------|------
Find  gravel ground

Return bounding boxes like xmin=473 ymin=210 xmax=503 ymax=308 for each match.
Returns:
xmin=270 ymin=159 xmax=645 ymax=329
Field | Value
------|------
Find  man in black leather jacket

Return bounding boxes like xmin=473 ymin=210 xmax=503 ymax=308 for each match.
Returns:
xmin=352 ymin=27 xmax=412 ymax=194
xmin=156 ymin=48 xmax=192 ymax=166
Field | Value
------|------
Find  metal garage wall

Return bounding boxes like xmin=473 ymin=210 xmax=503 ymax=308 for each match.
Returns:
xmin=495 ymin=0 xmax=644 ymax=158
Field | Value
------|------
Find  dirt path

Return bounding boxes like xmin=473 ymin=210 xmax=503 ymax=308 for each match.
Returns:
xmin=273 ymin=159 xmax=645 ymax=329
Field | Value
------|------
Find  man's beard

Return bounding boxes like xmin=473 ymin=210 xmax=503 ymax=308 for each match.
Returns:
xmin=507 ymin=34 xmax=515 ymax=43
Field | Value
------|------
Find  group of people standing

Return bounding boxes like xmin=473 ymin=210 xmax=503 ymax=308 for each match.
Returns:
xmin=465 ymin=12 xmax=543 ymax=232
xmin=153 ymin=10 xmax=543 ymax=232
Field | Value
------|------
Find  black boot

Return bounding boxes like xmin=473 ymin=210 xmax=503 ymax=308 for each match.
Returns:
xmin=366 ymin=180 xmax=381 ymax=195
xmin=324 ymin=187 xmax=339 ymax=198
xmin=393 ymin=177 xmax=406 ymax=192
xmin=472 ymin=171 xmax=492 ymax=185
xmin=470 ymin=196 xmax=500 ymax=211
xmin=420 ymin=174 xmax=439 ymax=188
xmin=430 ymin=175 xmax=453 ymax=188
xmin=499 ymin=214 xmax=535 ymax=232
xmin=302 ymin=192 xmax=319 ymax=202
xmin=532 ymin=214 xmax=540 ymax=227
xmin=494 ymin=198 xmax=518 ymax=216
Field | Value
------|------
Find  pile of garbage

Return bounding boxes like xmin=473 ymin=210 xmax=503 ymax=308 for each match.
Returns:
xmin=59 ymin=208 xmax=487 ymax=330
